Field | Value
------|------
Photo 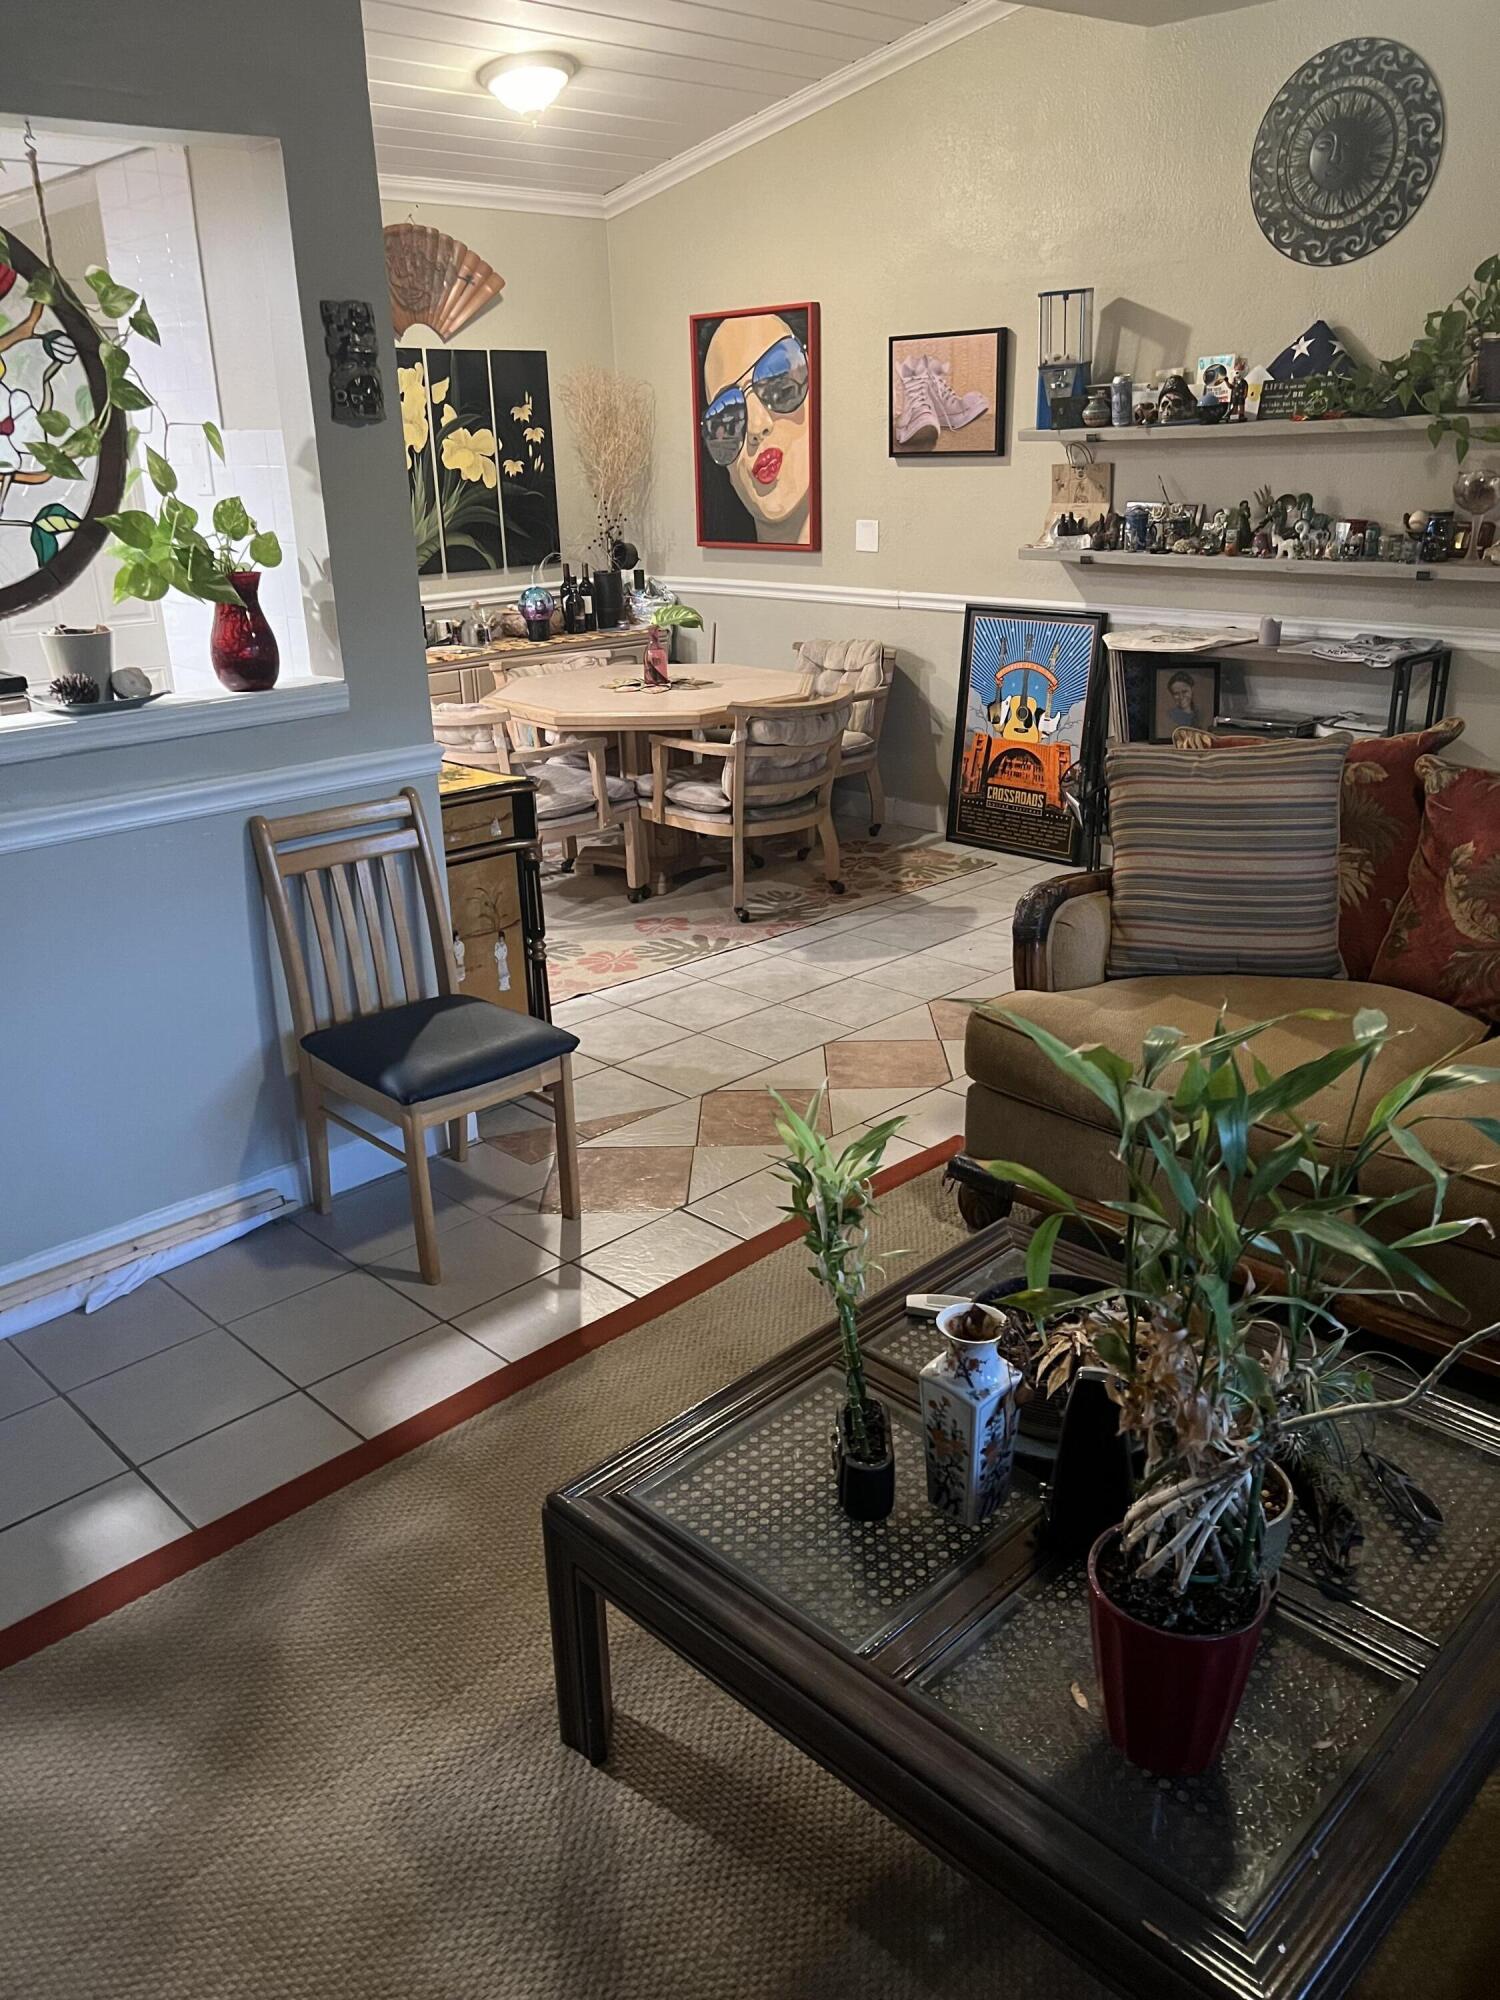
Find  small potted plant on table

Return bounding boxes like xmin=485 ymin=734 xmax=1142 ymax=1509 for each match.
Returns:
xmin=773 ymin=1093 xmax=906 ymax=1522
xmin=980 ymin=1004 xmax=1500 ymax=1774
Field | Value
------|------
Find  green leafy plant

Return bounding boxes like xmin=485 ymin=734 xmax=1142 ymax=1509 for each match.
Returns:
xmin=0 ymin=227 xmax=279 ymax=606
xmin=771 ymin=1091 xmax=905 ymax=1460
xmin=979 ymin=1007 xmax=1500 ymax=1601
xmin=649 ymin=601 xmax=703 ymax=631
xmin=1340 ymin=256 xmax=1500 ymax=461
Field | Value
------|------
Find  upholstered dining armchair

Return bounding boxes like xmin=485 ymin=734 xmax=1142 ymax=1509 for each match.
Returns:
xmin=430 ymin=695 xmax=651 ymax=901
xmin=791 ymin=639 xmax=895 ymax=834
xmin=640 ymin=694 xmax=850 ymax=921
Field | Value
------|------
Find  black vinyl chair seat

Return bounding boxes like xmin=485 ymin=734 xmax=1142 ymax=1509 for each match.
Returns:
xmin=301 ymin=994 xmax=579 ymax=1107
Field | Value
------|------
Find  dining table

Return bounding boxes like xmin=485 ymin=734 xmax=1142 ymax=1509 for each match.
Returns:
xmin=498 ymin=657 xmax=814 ymax=894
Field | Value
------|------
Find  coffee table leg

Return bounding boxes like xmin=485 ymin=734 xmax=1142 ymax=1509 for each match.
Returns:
xmin=545 ymin=1518 xmax=613 ymax=1764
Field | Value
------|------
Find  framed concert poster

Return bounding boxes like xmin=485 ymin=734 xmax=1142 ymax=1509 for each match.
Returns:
xmin=691 ymin=302 xmax=820 ymax=550
xmin=946 ymin=605 xmax=1110 ymax=864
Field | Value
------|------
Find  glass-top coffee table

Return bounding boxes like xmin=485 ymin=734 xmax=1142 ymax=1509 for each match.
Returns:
xmin=543 ymin=1217 xmax=1500 ymax=2000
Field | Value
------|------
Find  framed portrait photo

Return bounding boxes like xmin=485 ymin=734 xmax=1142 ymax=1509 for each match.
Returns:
xmin=1150 ymin=661 xmax=1221 ymax=742
xmin=890 ymin=328 xmax=1007 ymax=457
xmin=691 ymin=302 xmax=820 ymax=550
xmin=947 ymin=606 xmax=1109 ymax=865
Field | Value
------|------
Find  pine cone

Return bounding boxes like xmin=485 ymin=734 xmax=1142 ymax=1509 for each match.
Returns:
xmin=48 ymin=673 xmax=101 ymax=705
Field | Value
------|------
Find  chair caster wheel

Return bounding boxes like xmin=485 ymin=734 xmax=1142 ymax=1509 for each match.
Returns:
xmin=869 ymin=822 xmax=881 ymax=836
xmin=627 ymin=887 xmax=649 ymax=904
xmin=829 ymin=880 xmax=846 ymax=896
xmin=749 ymin=851 xmax=766 ymax=869
xmin=796 ymin=846 xmax=811 ymax=861
xmin=734 ymin=906 xmax=751 ymax=923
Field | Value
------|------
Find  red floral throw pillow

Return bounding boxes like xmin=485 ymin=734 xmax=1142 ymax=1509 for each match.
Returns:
xmin=1337 ymin=719 xmax=1466 ymax=979
xmin=1173 ymin=719 xmax=1466 ymax=977
xmin=1371 ymin=757 xmax=1500 ymax=1019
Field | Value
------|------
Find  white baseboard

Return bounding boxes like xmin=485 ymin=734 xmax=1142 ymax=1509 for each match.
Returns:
xmin=0 ymin=1117 xmax=457 ymax=1340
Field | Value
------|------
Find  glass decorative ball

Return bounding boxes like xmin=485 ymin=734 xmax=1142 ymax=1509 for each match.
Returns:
xmin=518 ymin=586 xmax=555 ymax=620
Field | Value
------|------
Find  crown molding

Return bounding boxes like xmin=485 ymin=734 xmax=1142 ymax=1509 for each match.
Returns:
xmin=378 ymin=3 xmax=1019 ymax=223
xmin=601 ymin=2 xmax=1020 ymax=218
xmin=378 ymin=173 xmax=607 ymax=220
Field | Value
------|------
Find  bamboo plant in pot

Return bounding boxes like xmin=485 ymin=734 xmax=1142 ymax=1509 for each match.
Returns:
xmin=772 ymin=1093 xmax=906 ymax=1523
xmin=980 ymin=1004 xmax=1500 ymax=1776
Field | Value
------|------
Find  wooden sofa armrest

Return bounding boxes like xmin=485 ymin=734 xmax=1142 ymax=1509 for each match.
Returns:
xmin=1012 ymin=869 xmax=1114 ymax=992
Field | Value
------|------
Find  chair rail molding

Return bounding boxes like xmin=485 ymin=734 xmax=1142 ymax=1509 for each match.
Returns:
xmin=656 ymin=575 xmax=1500 ymax=658
xmin=0 ymin=739 xmax=443 ymax=856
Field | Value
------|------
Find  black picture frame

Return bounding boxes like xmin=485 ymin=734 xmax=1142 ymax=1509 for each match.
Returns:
xmin=946 ymin=605 xmax=1109 ymax=865
xmin=1149 ymin=660 xmax=1221 ymax=741
xmin=889 ymin=327 xmax=1007 ymax=458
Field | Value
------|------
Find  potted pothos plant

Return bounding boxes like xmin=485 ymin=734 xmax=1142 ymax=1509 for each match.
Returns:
xmin=0 ymin=226 xmax=282 ymax=685
xmin=1340 ymin=254 xmax=1500 ymax=461
xmin=642 ymin=599 xmax=703 ymax=685
xmin=977 ymin=1005 xmax=1500 ymax=1775
xmin=773 ymin=1093 xmax=906 ymax=1523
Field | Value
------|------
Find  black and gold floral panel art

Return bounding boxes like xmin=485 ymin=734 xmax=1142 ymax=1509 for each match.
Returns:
xmin=1249 ymin=38 xmax=1444 ymax=268
xmin=397 ymin=345 xmax=559 ymax=578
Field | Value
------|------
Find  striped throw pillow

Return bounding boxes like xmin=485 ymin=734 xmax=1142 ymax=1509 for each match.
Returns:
xmin=1106 ymin=740 xmax=1349 ymax=979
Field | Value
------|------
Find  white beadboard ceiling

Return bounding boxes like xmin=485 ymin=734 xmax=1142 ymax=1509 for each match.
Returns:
xmin=368 ymin=0 xmax=1018 ymax=216
xmin=367 ymin=0 xmax=1263 ymax=217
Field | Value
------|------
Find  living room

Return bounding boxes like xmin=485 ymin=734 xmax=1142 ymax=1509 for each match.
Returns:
xmin=1 ymin=2 xmax=1496 ymax=1994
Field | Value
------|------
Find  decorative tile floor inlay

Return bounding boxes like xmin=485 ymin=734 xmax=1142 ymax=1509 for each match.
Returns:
xmin=0 ymin=827 xmax=1052 ymax=1635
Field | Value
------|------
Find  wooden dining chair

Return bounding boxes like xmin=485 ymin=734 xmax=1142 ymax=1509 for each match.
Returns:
xmin=251 ymin=787 xmax=579 ymax=1283
xmin=640 ymin=693 xmax=850 ymax=921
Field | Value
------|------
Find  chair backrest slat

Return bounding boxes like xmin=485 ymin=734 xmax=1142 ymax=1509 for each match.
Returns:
xmin=356 ymin=858 xmax=400 ymax=1009
xmin=381 ymin=850 xmax=422 ymax=997
xmin=251 ymin=788 xmax=455 ymax=1044
xmin=329 ymin=863 xmax=376 ymax=1015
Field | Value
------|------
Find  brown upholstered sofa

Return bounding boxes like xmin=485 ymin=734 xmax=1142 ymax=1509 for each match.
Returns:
xmin=962 ymin=869 xmax=1500 ymax=1326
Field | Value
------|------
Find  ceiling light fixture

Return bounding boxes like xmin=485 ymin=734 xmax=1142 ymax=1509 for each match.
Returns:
xmin=479 ymin=52 xmax=578 ymax=121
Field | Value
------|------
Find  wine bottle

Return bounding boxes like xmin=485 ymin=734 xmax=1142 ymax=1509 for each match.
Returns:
xmin=560 ymin=564 xmax=581 ymax=634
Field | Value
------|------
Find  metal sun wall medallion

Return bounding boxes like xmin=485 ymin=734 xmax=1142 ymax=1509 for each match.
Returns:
xmin=1250 ymin=38 xmax=1444 ymax=267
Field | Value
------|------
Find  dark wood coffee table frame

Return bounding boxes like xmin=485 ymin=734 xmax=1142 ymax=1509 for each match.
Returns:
xmin=544 ymin=1222 xmax=1500 ymax=2000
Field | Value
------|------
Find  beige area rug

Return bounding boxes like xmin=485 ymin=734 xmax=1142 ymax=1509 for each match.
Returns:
xmin=1 ymin=1166 xmax=1491 ymax=2000
xmin=545 ymin=835 xmax=998 ymax=999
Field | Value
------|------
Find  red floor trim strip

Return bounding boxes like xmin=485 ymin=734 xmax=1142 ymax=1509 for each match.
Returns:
xmin=0 ymin=1134 xmax=962 ymax=1673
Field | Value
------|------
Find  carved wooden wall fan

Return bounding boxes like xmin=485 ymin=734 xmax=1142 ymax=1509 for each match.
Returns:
xmin=384 ymin=225 xmax=504 ymax=338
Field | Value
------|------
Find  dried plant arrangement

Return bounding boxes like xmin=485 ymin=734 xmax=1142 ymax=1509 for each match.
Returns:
xmin=558 ymin=366 xmax=654 ymax=564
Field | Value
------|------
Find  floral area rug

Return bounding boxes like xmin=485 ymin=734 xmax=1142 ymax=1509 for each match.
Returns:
xmin=544 ymin=837 xmax=997 ymax=1000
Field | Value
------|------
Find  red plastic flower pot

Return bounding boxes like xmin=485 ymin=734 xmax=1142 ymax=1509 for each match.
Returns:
xmin=1086 ymin=1529 xmax=1272 ymax=1776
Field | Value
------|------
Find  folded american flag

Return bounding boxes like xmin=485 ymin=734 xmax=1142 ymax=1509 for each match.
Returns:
xmin=1268 ymin=320 xmax=1350 ymax=380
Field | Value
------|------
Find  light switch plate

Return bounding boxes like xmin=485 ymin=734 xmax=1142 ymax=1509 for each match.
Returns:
xmin=854 ymin=517 xmax=879 ymax=553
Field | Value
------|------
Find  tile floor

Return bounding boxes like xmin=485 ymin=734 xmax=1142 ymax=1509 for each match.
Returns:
xmin=0 ymin=829 xmax=1056 ymax=1632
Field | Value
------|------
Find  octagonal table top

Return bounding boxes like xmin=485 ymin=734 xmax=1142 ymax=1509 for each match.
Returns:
xmin=495 ymin=659 xmax=810 ymax=733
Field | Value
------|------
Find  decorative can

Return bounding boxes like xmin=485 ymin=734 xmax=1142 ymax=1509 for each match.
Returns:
xmin=920 ymin=1302 xmax=1022 ymax=1528
xmin=1110 ymin=374 xmax=1133 ymax=426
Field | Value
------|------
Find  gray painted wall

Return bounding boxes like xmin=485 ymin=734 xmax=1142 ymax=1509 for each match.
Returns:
xmin=0 ymin=0 xmax=433 ymax=1271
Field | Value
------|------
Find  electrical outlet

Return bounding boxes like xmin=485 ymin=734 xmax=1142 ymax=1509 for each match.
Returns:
xmin=855 ymin=517 xmax=879 ymax=553
xmin=320 ymin=299 xmax=386 ymax=425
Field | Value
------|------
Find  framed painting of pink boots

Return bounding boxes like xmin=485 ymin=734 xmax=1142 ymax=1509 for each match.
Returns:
xmin=890 ymin=328 xmax=1007 ymax=457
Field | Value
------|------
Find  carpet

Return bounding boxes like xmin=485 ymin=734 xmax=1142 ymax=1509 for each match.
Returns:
xmin=0 ymin=1159 xmax=1492 ymax=2000
xmin=545 ymin=836 xmax=999 ymax=999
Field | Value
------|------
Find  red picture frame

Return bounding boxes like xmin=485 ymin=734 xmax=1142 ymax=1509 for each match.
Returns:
xmin=690 ymin=302 xmax=821 ymax=552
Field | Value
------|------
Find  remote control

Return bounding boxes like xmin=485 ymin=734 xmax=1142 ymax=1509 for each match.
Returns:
xmin=905 ymin=1293 xmax=971 ymax=1321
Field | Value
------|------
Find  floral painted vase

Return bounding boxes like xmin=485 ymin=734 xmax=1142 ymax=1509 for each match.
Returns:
xmin=920 ymin=1302 xmax=1022 ymax=1529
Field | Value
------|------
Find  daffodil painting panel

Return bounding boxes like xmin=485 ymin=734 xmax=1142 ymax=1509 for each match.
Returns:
xmin=488 ymin=348 xmax=558 ymax=572
xmin=0 ymin=230 xmax=126 ymax=617
xmin=395 ymin=341 xmax=558 ymax=580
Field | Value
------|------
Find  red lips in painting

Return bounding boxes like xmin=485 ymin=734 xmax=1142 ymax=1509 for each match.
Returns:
xmin=751 ymin=447 xmax=782 ymax=487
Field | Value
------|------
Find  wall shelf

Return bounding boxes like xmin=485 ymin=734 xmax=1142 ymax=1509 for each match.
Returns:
xmin=1018 ymin=547 xmax=1500 ymax=586
xmin=1016 ymin=415 xmax=1447 ymax=448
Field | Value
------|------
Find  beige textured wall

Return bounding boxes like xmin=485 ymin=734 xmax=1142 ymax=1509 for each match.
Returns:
xmin=379 ymin=201 xmax=614 ymax=577
xmin=605 ymin=0 xmax=1500 ymax=816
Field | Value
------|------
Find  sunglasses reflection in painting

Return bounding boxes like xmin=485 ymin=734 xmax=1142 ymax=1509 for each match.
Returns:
xmin=691 ymin=303 xmax=821 ymax=550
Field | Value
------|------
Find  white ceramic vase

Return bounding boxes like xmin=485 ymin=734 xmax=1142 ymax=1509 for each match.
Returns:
xmin=920 ymin=1302 xmax=1022 ymax=1528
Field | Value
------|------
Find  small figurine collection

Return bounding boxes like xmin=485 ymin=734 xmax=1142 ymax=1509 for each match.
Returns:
xmin=1045 ymin=482 xmax=1497 ymax=567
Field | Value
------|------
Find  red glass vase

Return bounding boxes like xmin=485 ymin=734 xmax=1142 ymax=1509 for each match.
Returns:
xmin=210 ymin=570 xmax=280 ymax=692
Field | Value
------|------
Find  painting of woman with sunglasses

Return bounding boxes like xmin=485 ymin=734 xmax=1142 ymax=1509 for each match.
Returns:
xmin=691 ymin=303 xmax=821 ymax=549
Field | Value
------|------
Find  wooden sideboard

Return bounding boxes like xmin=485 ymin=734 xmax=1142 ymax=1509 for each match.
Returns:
xmin=437 ymin=763 xmax=552 ymax=1021
xmin=427 ymin=627 xmax=651 ymax=708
